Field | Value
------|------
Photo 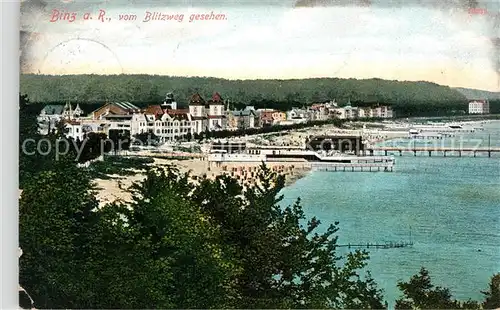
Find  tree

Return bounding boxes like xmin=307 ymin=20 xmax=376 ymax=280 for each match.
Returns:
xmin=119 ymin=167 xmax=237 ymax=308
xmin=395 ymin=268 xmax=480 ymax=309
xmin=108 ymin=129 xmax=131 ymax=154
xmin=482 ymin=274 xmax=500 ymax=309
xmin=19 ymin=163 xmax=238 ymax=308
xmin=21 ymin=74 xmax=469 ymax=118
xmin=19 ymin=94 xmax=80 ymax=188
xmin=74 ymin=132 xmax=110 ymax=162
xmin=19 ymin=164 xmax=101 ymax=308
xmin=134 ymin=131 xmax=159 ymax=145
xmin=190 ymin=164 xmax=387 ymax=308
xmin=19 ymin=93 xmax=41 ymax=188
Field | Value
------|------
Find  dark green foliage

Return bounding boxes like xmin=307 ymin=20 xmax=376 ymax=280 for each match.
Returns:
xmin=133 ymin=131 xmax=160 ymax=145
xmin=190 ymin=163 xmax=387 ymax=308
xmin=73 ymin=132 xmax=110 ymax=162
xmin=122 ymin=167 xmax=236 ymax=308
xmin=19 ymin=93 xmax=83 ymax=188
xmin=19 ymin=159 xmax=389 ymax=309
xmin=395 ymin=267 xmax=481 ymax=309
xmin=19 ymin=164 xmax=236 ymax=308
xmin=19 ymin=93 xmax=41 ymax=187
xmin=86 ymin=155 xmax=154 ymax=178
xmin=19 ymin=164 xmax=101 ymax=308
xmin=488 ymin=100 xmax=500 ymax=114
xmin=20 ymin=74 xmax=468 ymax=117
xmin=482 ymin=274 xmax=500 ymax=309
xmin=108 ymin=129 xmax=131 ymax=154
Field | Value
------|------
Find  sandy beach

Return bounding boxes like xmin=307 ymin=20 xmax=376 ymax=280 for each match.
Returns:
xmin=94 ymin=158 xmax=312 ymax=207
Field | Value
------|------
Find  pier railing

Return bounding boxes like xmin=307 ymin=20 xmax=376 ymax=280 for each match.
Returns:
xmin=366 ymin=146 xmax=500 ymax=157
xmin=311 ymin=160 xmax=394 ymax=172
xmin=335 ymin=241 xmax=413 ymax=249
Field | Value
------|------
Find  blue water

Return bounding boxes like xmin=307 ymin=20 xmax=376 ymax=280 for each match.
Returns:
xmin=280 ymin=121 xmax=500 ymax=306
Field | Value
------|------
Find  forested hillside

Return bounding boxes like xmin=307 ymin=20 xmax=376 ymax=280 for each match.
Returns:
xmin=20 ymin=74 xmax=469 ymax=116
xmin=454 ymin=87 xmax=500 ymax=100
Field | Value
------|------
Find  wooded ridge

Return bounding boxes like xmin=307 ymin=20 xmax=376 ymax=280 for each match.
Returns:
xmin=20 ymin=74 xmax=467 ymax=105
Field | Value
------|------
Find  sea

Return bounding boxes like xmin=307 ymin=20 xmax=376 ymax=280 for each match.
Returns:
xmin=280 ymin=120 xmax=500 ymax=307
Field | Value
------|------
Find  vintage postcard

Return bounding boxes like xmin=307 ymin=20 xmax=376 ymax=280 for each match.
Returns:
xmin=19 ymin=0 xmax=499 ymax=309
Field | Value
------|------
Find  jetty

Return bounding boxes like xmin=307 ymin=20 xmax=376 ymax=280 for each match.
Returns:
xmin=366 ymin=146 xmax=500 ymax=157
xmin=335 ymin=241 xmax=414 ymax=249
xmin=207 ymin=143 xmax=396 ymax=173
xmin=311 ymin=157 xmax=394 ymax=172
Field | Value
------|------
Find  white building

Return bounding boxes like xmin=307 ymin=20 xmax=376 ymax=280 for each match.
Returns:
xmin=61 ymin=102 xmax=84 ymax=120
xmin=65 ymin=121 xmax=85 ymax=141
xmin=468 ymin=100 xmax=489 ymax=114
xmin=133 ymin=103 xmax=194 ymax=142
xmin=331 ymin=104 xmax=393 ymax=120
xmin=308 ymin=104 xmax=330 ymax=121
xmin=207 ymin=92 xmax=226 ymax=131
xmin=152 ymin=112 xmax=193 ymax=142
xmin=227 ymin=107 xmax=258 ymax=130
xmin=357 ymin=107 xmax=371 ymax=118
xmin=59 ymin=92 xmax=227 ymax=143
xmin=287 ymin=108 xmax=308 ymax=123
xmin=162 ymin=92 xmax=177 ymax=110
xmin=189 ymin=93 xmax=209 ymax=134
xmin=344 ymin=105 xmax=359 ymax=119
xmin=188 ymin=92 xmax=227 ymax=134
xmin=38 ymin=105 xmax=64 ymax=134
xmin=371 ymin=106 xmax=393 ymax=118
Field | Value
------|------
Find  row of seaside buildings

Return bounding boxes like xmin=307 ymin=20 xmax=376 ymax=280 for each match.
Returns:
xmin=37 ymin=92 xmax=394 ymax=142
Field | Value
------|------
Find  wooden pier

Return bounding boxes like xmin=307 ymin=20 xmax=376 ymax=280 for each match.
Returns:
xmin=366 ymin=147 xmax=500 ymax=157
xmin=311 ymin=161 xmax=394 ymax=172
xmin=335 ymin=241 xmax=414 ymax=249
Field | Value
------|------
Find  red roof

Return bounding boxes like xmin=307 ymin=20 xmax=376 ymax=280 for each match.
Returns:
xmin=189 ymin=93 xmax=205 ymax=105
xmin=310 ymin=104 xmax=325 ymax=110
xmin=165 ymin=109 xmax=189 ymax=115
xmin=144 ymin=105 xmax=164 ymax=115
xmin=209 ymin=92 xmax=224 ymax=104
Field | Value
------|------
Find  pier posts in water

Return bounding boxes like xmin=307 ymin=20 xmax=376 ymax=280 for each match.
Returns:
xmin=428 ymin=151 xmax=432 ymax=157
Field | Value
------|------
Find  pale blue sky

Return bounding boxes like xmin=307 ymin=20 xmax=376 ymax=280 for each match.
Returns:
xmin=21 ymin=0 xmax=499 ymax=91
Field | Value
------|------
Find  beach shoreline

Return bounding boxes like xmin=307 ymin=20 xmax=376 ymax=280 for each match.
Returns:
xmin=94 ymin=159 xmax=312 ymax=206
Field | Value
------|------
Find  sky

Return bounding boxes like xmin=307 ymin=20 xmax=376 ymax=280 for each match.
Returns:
xmin=20 ymin=0 xmax=500 ymax=91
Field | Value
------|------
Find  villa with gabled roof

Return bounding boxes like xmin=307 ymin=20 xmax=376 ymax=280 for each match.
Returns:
xmin=188 ymin=92 xmax=227 ymax=134
xmin=91 ymin=101 xmax=141 ymax=120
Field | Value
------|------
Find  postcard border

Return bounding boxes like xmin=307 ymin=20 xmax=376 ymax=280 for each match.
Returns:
xmin=1 ymin=0 xmax=21 ymax=308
